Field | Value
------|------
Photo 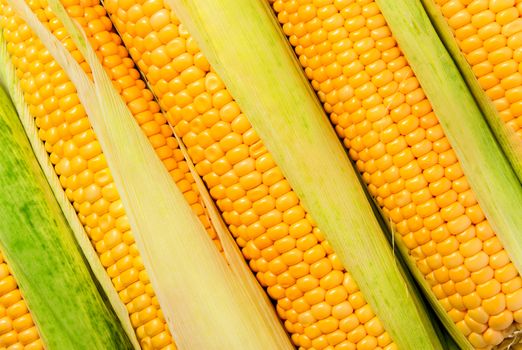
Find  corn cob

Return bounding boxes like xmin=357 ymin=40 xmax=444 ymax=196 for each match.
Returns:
xmin=0 ymin=0 xmax=221 ymax=347
xmin=0 ymin=251 xmax=42 ymax=350
xmin=102 ymin=0 xmax=448 ymax=348
xmin=422 ymin=0 xmax=522 ymax=179
xmin=268 ymin=0 xmax=522 ymax=348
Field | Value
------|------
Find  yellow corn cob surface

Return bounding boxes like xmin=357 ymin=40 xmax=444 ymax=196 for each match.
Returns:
xmin=0 ymin=251 xmax=42 ymax=350
xmin=104 ymin=1 xmax=401 ymax=349
xmin=268 ymin=0 xmax=522 ymax=348
xmin=435 ymin=0 xmax=522 ymax=141
xmin=0 ymin=0 xmax=222 ymax=348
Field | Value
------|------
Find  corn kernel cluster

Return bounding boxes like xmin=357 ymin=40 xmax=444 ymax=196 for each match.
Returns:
xmin=437 ymin=0 xmax=522 ymax=140
xmin=0 ymin=252 xmax=42 ymax=350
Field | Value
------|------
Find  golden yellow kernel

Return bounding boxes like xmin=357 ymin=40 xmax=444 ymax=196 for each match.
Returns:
xmin=467 ymin=332 xmax=489 ymax=348
xmin=346 ymin=324 xmax=366 ymax=344
xmin=0 ymin=330 xmax=17 ymax=346
xmin=481 ymin=328 xmax=503 ymax=347
xmin=463 ymin=292 xmax=482 ymax=310
xmin=488 ymin=309 xmax=513 ymax=330
xmin=356 ymin=335 xmax=378 ymax=350
xmin=378 ymin=332 xmax=393 ymax=348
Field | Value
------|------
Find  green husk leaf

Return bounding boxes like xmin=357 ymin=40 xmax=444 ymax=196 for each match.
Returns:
xmin=0 ymin=28 xmax=140 ymax=350
xmin=167 ymin=0 xmax=443 ymax=349
xmin=8 ymin=0 xmax=294 ymax=349
xmin=0 ymin=54 xmax=132 ymax=350
xmin=421 ymin=0 xmax=522 ymax=182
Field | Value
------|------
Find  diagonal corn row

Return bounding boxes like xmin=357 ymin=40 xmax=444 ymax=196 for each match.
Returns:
xmin=269 ymin=0 xmax=522 ymax=348
xmin=0 ymin=251 xmax=42 ymax=350
xmin=434 ymin=0 xmax=522 ymax=141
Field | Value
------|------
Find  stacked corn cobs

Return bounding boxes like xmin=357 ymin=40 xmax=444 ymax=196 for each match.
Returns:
xmin=0 ymin=0 xmax=521 ymax=349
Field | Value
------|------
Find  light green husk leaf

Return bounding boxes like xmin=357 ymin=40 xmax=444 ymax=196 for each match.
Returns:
xmin=421 ymin=0 xmax=522 ymax=182
xmin=8 ymin=0 xmax=294 ymax=349
xmin=167 ymin=0 xmax=443 ymax=349
xmin=0 ymin=28 xmax=140 ymax=350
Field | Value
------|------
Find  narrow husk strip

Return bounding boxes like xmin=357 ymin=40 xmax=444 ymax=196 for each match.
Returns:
xmin=7 ymin=0 xmax=294 ymax=348
xmin=167 ymin=0 xmax=443 ymax=349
